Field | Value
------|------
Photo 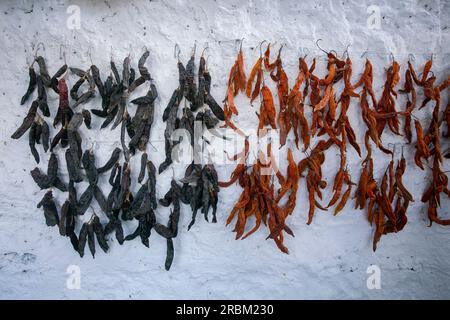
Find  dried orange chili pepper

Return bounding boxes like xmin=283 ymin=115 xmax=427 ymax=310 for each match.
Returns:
xmin=246 ymin=57 xmax=262 ymax=98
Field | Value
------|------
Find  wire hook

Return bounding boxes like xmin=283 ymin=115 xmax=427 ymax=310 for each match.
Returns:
xmin=59 ymin=44 xmax=67 ymax=64
xmin=259 ymin=40 xmax=267 ymax=57
xmin=315 ymin=39 xmax=329 ymax=55
xmin=360 ymin=49 xmax=369 ymax=59
xmin=191 ymin=41 xmax=197 ymax=57
xmin=201 ymin=45 xmax=209 ymax=57
xmin=174 ymin=43 xmax=181 ymax=61
xmin=87 ymin=46 xmax=93 ymax=65
xmin=34 ymin=42 xmax=45 ymax=58
xmin=389 ymin=51 xmax=395 ymax=63
xmin=342 ymin=44 xmax=351 ymax=59
xmin=238 ymin=37 xmax=245 ymax=51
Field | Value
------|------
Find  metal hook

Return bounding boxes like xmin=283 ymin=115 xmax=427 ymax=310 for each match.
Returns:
xmin=301 ymin=46 xmax=310 ymax=58
xmin=259 ymin=40 xmax=267 ymax=57
xmin=389 ymin=52 xmax=395 ymax=63
xmin=408 ymin=53 xmax=415 ymax=62
xmin=387 ymin=143 xmax=396 ymax=159
xmin=87 ymin=46 xmax=93 ymax=65
xmin=59 ymin=44 xmax=67 ymax=64
xmin=238 ymin=37 xmax=245 ymax=51
xmin=342 ymin=44 xmax=351 ymax=59
xmin=191 ymin=41 xmax=197 ymax=57
xmin=205 ymin=54 xmax=211 ymax=69
xmin=315 ymin=39 xmax=329 ymax=55
xmin=201 ymin=45 xmax=209 ymax=57
xmin=360 ymin=49 xmax=369 ymax=59
xmin=34 ymin=42 xmax=45 ymax=58
xmin=109 ymin=45 xmax=114 ymax=61
xmin=278 ymin=43 xmax=286 ymax=57
xmin=147 ymin=140 xmax=157 ymax=152
xmin=174 ymin=43 xmax=181 ymax=60
xmin=127 ymin=44 xmax=132 ymax=58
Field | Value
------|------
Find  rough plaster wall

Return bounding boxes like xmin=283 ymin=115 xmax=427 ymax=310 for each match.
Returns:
xmin=0 ymin=0 xmax=449 ymax=299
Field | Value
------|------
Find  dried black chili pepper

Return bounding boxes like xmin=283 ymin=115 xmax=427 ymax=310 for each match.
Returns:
xmin=147 ymin=161 xmax=157 ymax=209
xmin=97 ymin=147 xmax=121 ymax=174
xmin=70 ymin=76 xmax=86 ymax=101
xmin=138 ymin=49 xmax=151 ymax=81
xmin=82 ymin=109 xmax=91 ymax=129
xmin=110 ymin=60 xmax=121 ymax=84
xmin=94 ymin=185 xmax=108 ymax=213
xmin=37 ymin=190 xmax=59 ymax=227
xmin=128 ymin=76 xmax=146 ymax=93
xmin=34 ymin=56 xmax=52 ymax=87
xmin=78 ymin=223 xmax=88 ymax=257
xmin=92 ymin=214 xmax=109 ymax=254
xmin=59 ymin=200 xmax=70 ymax=236
xmin=82 ymin=149 xmax=98 ymax=186
xmin=29 ymin=122 xmax=40 ymax=163
xmin=36 ymin=76 xmax=50 ymax=117
xmin=129 ymin=68 xmax=136 ymax=86
xmin=101 ymin=104 xmax=118 ymax=129
xmin=21 ymin=66 xmax=37 ymax=105
xmin=121 ymin=115 xmax=131 ymax=162
xmin=50 ymin=64 xmax=68 ymax=93
xmin=90 ymin=65 xmax=104 ymax=97
xmin=50 ymin=127 xmax=68 ymax=151
xmin=65 ymin=149 xmax=83 ymax=183
xmin=40 ymin=118 xmax=50 ymax=152
xmin=163 ymin=89 xmax=182 ymax=122
xmin=111 ymin=95 xmax=127 ymax=130
xmin=188 ymin=184 xmax=203 ymax=230
xmin=63 ymin=189 xmax=79 ymax=251
xmin=165 ymin=238 xmax=174 ymax=271
xmin=72 ymin=71 xmax=96 ymax=109
xmin=185 ymin=49 xmax=197 ymax=103
xmin=204 ymin=93 xmax=225 ymax=121
xmin=138 ymin=152 xmax=148 ymax=183
xmin=87 ymin=221 xmax=96 ymax=258
xmin=138 ymin=104 xmax=155 ymax=152
xmin=11 ymin=100 xmax=39 ymax=139
xmin=159 ymin=96 xmax=180 ymax=173
xmin=34 ymin=121 xmax=42 ymax=144
xmin=108 ymin=162 xmax=119 ymax=186
xmin=130 ymin=84 xmax=158 ymax=105
xmin=76 ymin=186 xmax=94 ymax=216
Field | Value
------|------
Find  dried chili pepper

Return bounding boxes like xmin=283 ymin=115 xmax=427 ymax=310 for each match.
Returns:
xmin=30 ymin=152 xmax=67 ymax=191
xmin=37 ymin=190 xmax=59 ymax=227
xmin=97 ymin=147 xmax=121 ymax=174
xmin=21 ymin=66 xmax=37 ymax=105
xmin=11 ymin=100 xmax=39 ymax=139
xmin=29 ymin=122 xmax=40 ymax=163
xmin=138 ymin=152 xmax=148 ymax=183
xmin=35 ymin=56 xmax=52 ymax=86
xmin=82 ymin=109 xmax=91 ymax=129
